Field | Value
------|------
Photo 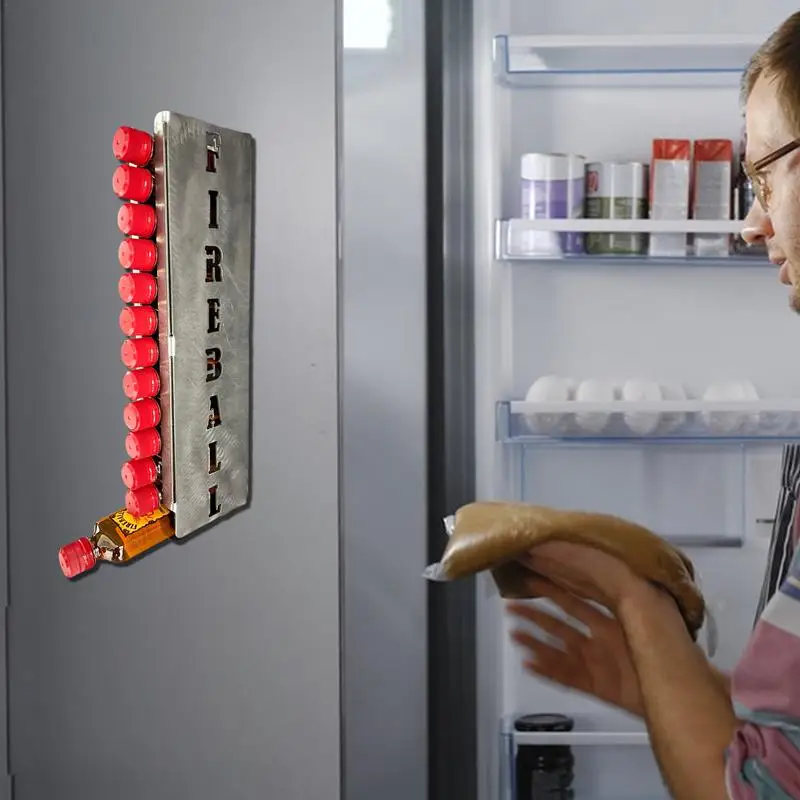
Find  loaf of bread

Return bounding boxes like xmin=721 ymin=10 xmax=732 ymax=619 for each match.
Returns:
xmin=427 ymin=501 xmax=705 ymax=639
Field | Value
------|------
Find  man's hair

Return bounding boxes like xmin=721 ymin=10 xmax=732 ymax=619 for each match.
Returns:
xmin=742 ymin=12 xmax=800 ymax=134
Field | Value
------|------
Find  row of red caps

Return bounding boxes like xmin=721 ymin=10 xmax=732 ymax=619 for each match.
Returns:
xmin=112 ymin=126 xmax=165 ymax=517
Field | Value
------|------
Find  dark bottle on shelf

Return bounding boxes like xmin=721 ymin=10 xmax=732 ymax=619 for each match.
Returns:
xmin=515 ymin=714 xmax=575 ymax=799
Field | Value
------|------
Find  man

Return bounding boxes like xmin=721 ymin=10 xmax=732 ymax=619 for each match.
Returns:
xmin=508 ymin=13 xmax=800 ymax=799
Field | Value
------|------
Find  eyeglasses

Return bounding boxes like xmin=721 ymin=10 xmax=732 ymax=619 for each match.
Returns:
xmin=743 ymin=138 xmax=800 ymax=210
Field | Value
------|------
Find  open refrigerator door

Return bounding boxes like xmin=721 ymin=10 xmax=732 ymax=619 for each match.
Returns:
xmin=469 ymin=1 xmax=800 ymax=797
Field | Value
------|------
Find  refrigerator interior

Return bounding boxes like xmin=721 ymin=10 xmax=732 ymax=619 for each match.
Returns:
xmin=471 ymin=0 xmax=800 ymax=798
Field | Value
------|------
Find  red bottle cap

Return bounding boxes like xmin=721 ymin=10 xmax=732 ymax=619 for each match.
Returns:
xmin=121 ymin=457 xmax=159 ymax=490
xmin=126 ymin=485 xmax=161 ymax=517
xmin=121 ymin=337 xmax=158 ymax=370
xmin=119 ymin=306 xmax=158 ymax=337
xmin=58 ymin=537 xmax=97 ymax=578
xmin=122 ymin=367 xmax=160 ymax=400
xmin=125 ymin=428 xmax=161 ymax=460
xmin=118 ymin=238 xmax=157 ymax=271
xmin=112 ymin=165 xmax=153 ymax=202
xmin=117 ymin=203 xmax=156 ymax=237
xmin=119 ymin=273 xmax=157 ymax=305
xmin=123 ymin=397 xmax=161 ymax=431
xmin=112 ymin=126 xmax=154 ymax=166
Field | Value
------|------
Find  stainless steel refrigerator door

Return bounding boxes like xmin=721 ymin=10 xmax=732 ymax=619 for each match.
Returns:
xmin=340 ymin=0 xmax=429 ymax=797
xmin=4 ymin=2 xmax=341 ymax=798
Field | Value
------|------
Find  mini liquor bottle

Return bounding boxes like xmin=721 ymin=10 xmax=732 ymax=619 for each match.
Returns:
xmin=59 ymin=505 xmax=174 ymax=579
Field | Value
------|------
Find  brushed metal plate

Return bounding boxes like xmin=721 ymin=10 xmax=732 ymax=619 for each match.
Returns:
xmin=153 ymin=111 xmax=254 ymax=539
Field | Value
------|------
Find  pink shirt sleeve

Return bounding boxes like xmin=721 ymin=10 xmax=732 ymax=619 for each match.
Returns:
xmin=726 ymin=541 xmax=800 ymax=797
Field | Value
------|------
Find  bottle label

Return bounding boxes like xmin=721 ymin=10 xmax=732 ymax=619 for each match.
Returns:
xmin=111 ymin=505 xmax=170 ymax=536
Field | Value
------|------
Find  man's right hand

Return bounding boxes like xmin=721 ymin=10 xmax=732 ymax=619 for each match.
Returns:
xmin=507 ymin=576 xmax=644 ymax=717
xmin=507 ymin=576 xmax=731 ymax=718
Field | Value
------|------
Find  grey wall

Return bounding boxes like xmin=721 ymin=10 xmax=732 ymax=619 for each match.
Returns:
xmin=340 ymin=0 xmax=429 ymax=796
xmin=4 ymin=2 xmax=341 ymax=798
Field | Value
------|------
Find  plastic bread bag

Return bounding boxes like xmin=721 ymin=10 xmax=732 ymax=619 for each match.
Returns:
xmin=424 ymin=501 xmax=716 ymax=656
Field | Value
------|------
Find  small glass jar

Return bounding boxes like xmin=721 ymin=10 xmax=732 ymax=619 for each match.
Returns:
xmin=514 ymin=713 xmax=575 ymax=799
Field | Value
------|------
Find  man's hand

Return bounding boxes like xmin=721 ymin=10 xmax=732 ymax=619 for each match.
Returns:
xmin=516 ymin=540 xmax=641 ymax=612
xmin=507 ymin=576 xmax=644 ymax=716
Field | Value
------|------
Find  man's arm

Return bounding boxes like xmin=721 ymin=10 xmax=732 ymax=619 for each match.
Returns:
xmin=689 ymin=653 xmax=730 ymax=696
xmin=713 ymin=666 xmax=731 ymax=695
xmin=617 ymin=583 xmax=736 ymax=800
xmin=620 ymin=575 xmax=800 ymax=799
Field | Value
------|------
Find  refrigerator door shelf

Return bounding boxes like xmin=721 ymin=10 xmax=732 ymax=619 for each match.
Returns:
xmin=500 ymin=713 xmax=666 ymax=800
xmin=665 ymin=534 xmax=742 ymax=549
xmin=515 ymin=730 xmax=648 ymax=746
xmin=497 ymin=399 xmax=800 ymax=443
xmin=494 ymin=33 xmax=763 ymax=88
xmin=496 ymin=219 xmax=765 ymax=264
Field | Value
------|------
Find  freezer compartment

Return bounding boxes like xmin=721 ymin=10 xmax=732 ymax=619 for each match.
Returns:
xmin=500 ymin=713 xmax=667 ymax=800
xmin=493 ymin=33 xmax=761 ymax=88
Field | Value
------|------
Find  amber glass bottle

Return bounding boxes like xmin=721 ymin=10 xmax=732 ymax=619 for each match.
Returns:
xmin=59 ymin=506 xmax=174 ymax=578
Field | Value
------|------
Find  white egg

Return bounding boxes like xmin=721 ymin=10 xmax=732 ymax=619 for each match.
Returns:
xmin=702 ymin=381 xmax=745 ymax=434
xmin=738 ymin=380 xmax=762 ymax=432
xmin=523 ymin=375 xmax=577 ymax=434
xmin=621 ymin=379 xmax=663 ymax=435
xmin=660 ymin=383 xmax=687 ymax=433
xmin=575 ymin=379 xmax=616 ymax=434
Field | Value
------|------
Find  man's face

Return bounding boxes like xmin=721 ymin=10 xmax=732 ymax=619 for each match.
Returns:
xmin=743 ymin=73 xmax=800 ymax=312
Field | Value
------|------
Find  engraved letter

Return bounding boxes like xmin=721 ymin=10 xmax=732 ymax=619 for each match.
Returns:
xmin=206 ymin=132 xmax=220 ymax=173
xmin=207 ymin=298 xmax=220 ymax=333
xmin=208 ymin=441 xmax=221 ymax=474
xmin=208 ymin=189 xmax=219 ymax=229
xmin=207 ymin=395 xmax=222 ymax=429
xmin=208 ymin=485 xmax=222 ymax=517
xmin=206 ymin=347 xmax=222 ymax=382
xmin=205 ymin=245 xmax=222 ymax=282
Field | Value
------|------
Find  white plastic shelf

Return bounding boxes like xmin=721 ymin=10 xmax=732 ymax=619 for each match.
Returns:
xmin=496 ymin=218 xmax=766 ymax=264
xmin=496 ymin=399 xmax=800 ymax=443
xmin=514 ymin=729 xmax=649 ymax=746
xmin=501 ymin=218 xmax=745 ymax=234
xmin=494 ymin=33 xmax=763 ymax=88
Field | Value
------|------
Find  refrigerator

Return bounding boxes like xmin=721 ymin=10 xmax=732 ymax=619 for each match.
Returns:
xmin=4 ymin=1 xmax=428 ymax=799
xmin=434 ymin=0 xmax=800 ymax=798
xmin=2 ymin=1 xmax=800 ymax=800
